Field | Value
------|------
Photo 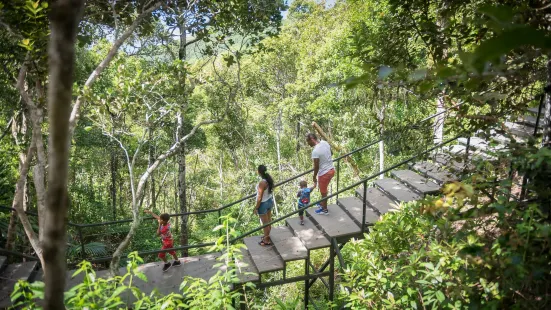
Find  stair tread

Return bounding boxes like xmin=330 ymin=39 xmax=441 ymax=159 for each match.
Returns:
xmin=458 ymin=137 xmax=507 ymax=154
xmin=391 ymin=170 xmax=440 ymax=195
xmin=337 ymin=197 xmax=380 ymax=226
xmin=235 ymin=248 xmax=259 ymax=284
xmin=270 ymin=226 xmax=308 ymax=261
xmin=442 ymin=144 xmax=466 ymax=155
xmin=286 ymin=217 xmax=330 ymax=250
xmin=509 ymin=127 xmax=535 ymax=139
xmin=412 ymin=161 xmax=458 ymax=184
xmin=516 ymin=115 xmax=541 ymax=128
xmin=306 ymin=204 xmax=361 ymax=239
xmin=0 ymin=261 xmax=38 ymax=308
xmin=355 ymin=187 xmax=396 ymax=214
xmin=527 ymin=107 xmax=539 ymax=114
xmin=243 ymin=236 xmax=284 ymax=274
xmin=374 ymin=178 xmax=422 ymax=202
xmin=433 ymin=153 xmax=470 ymax=171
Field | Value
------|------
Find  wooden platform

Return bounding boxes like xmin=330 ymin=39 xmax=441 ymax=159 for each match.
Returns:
xmin=244 ymin=236 xmax=284 ymax=274
xmin=286 ymin=217 xmax=330 ymax=250
xmin=306 ymin=204 xmax=361 ymax=239
xmin=337 ymin=197 xmax=380 ymax=227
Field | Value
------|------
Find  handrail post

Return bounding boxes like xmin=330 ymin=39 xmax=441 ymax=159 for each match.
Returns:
xmin=217 ymin=209 xmax=222 ymax=238
xmin=534 ymin=93 xmax=545 ymax=137
xmin=336 ymin=159 xmax=341 ymax=200
xmin=361 ymin=181 xmax=367 ymax=235
xmin=304 ymin=252 xmax=310 ymax=308
xmin=78 ymin=226 xmax=85 ymax=261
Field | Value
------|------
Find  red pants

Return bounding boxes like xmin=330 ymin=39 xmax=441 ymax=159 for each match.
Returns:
xmin=158 ymin=239 xmax=176 ymax=259
xmin=318 ymin=169 xmax=335 ymax=196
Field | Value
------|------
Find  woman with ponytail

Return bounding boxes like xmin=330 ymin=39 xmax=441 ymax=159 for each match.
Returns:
xmin=254 ymin=164 xmax=274 ymax=246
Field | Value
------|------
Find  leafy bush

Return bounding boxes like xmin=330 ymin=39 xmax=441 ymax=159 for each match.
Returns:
xmin=339 ymin=148 xmax=551 ymax=309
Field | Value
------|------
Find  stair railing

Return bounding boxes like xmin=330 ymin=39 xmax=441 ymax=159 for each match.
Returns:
xmin=0 ymin=102 xmax=466 ymax=263
xmin=85 ymin=134 xmax=464 ymax=264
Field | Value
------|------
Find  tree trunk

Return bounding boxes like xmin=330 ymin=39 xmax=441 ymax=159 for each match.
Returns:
xmin=177 ymin=115 xmax=188 ymax=256
xmin=177 ymin=13 xmax=189 ymax=256
xmin=6 ymin=151 xmax=27 ymax=251
xmin=296 ymin=120 xmax=301 ymax=152
xmin=6 ymin=112 xmax=28 ymax=251
xmin=110 ymin=146 xmax=117 ymax=220
xmin=149 ymin=128 xmax=156 ymax=210
xmin=43 ymin=1 xmax=84 ymax=308
xmin=434 ymin=95 xmax=445 ymax=144
xmin=275 ymin=108 xmax=282 ymax=172
xmin=12 ymin=141 xmax=44 ymax=268
xmin=378 ymin=94 xmax=386 ymax=180
xmin=542 ymin=59 xmax=551 ymax=147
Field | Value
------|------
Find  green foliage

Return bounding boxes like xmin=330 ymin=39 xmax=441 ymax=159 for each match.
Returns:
xmin=340 ymin=144 xmax=551 ymax=309
xmin=12 ymin=217 xmax=255 ymax=309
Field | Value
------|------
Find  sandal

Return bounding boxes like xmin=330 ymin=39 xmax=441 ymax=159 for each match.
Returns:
xmin=259 ymin=240 xmax=272 ymax=246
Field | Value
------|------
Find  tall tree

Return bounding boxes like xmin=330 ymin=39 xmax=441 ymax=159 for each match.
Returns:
xmin=43 ymin=0 xmax=85 ymax=308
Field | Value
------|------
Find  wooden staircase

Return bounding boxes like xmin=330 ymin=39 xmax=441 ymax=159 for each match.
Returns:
xmin=0 ymin=106 xmax=543 ymax=308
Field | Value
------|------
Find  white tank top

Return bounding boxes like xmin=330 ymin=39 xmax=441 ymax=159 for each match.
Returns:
xmin=256 ymin=179 xmax=273 ymax=202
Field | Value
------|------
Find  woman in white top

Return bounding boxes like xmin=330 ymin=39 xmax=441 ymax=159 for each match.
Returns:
xmin=254 ymin=165 xmax=274 ymax=246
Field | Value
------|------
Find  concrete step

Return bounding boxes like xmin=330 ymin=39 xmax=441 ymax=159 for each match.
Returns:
xmin=506 ymin=121 xmax=541 ymax=133
xmin=457 ymin=138 xmax=503 ymax=158
xmin=0 ymin=261 xmax=39 ymax=308
xmin=355 ymin=187 xmax=396 ymax=214
xmin=306 ymin=204 xmax=361 ymax=240
xmin=509 ymin=127 xmax=535 ymax=139
xmin=432 ymin=153 xmax=473 ymax=172
xmin=374 ymin=178 xmax=422 ymax=202
xmin=243 ymin=236 xmax=284 ymax=274
xmin=527 ymin=106 xmax=545 ymax=115
xmin=270 ymin=226 xmax=308 ymax=262
xmin=337 ymin=197 xmax=380 ymax=228
xmin=391 ymin=170 xmax=440 ymax=195
xmin=235 ymin=248 xmax=259 ymax=284
xmin=517 ymin=115 xmax=541 ymax=128
xmin=286 ymin=217 xmax=330 ymax=250
xmin=442 ymin=144 xmax=466 ymax=155
xmin=411 ymin=161 xmax=458 ymax=185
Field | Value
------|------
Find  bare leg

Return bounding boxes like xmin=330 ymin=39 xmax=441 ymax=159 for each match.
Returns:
xmin=161 ymin=256 xmax=168 ymax=263
xmin=267 ymin=209 xmax=272 ymax=236
xmin=260 ymin=213 xmax=271 ymax=243
xmin=171 ymin=253 xmax=178 ymax=260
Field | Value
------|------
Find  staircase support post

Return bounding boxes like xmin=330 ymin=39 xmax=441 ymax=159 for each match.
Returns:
xmin=329 ymin=238 xmax=335 ymax=302
xmin=361 ymin=181 xmax=367 ymax=235
xmin=304 ymin=253 xmax=310 ymax=308
xmin=217 ymin=209 xmax=222 ymax=237
xmin=78 ymin=226 xmax=85 ymax=261
xmin=336 ymin=159 xmax=341 ymax=200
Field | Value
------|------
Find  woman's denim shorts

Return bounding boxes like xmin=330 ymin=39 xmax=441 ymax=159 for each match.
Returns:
xmin=257 ymin=197 xmax=274 ymax=215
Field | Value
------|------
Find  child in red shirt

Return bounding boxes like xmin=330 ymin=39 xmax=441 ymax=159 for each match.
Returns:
xmin=144 ymin=210 xmax=182 ymax=272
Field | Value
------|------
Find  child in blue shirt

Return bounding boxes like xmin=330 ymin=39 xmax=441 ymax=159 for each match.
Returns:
xmin=297 ymin=180 xmax=317 ymax=225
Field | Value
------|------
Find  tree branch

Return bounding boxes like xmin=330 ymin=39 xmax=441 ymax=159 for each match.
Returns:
xmin=69 ymin=1 xmax=163 ymax=135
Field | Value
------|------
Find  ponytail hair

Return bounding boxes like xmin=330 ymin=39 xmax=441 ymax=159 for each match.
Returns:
xmin=258 ymin=165 xmax=274 ymax=193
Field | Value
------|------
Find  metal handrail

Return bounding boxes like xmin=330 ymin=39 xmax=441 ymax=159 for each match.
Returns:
xmin=0 ymin=100 xmax=465 ymax=228
xmin=84 ymin=134 xmax=463 ymax=263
